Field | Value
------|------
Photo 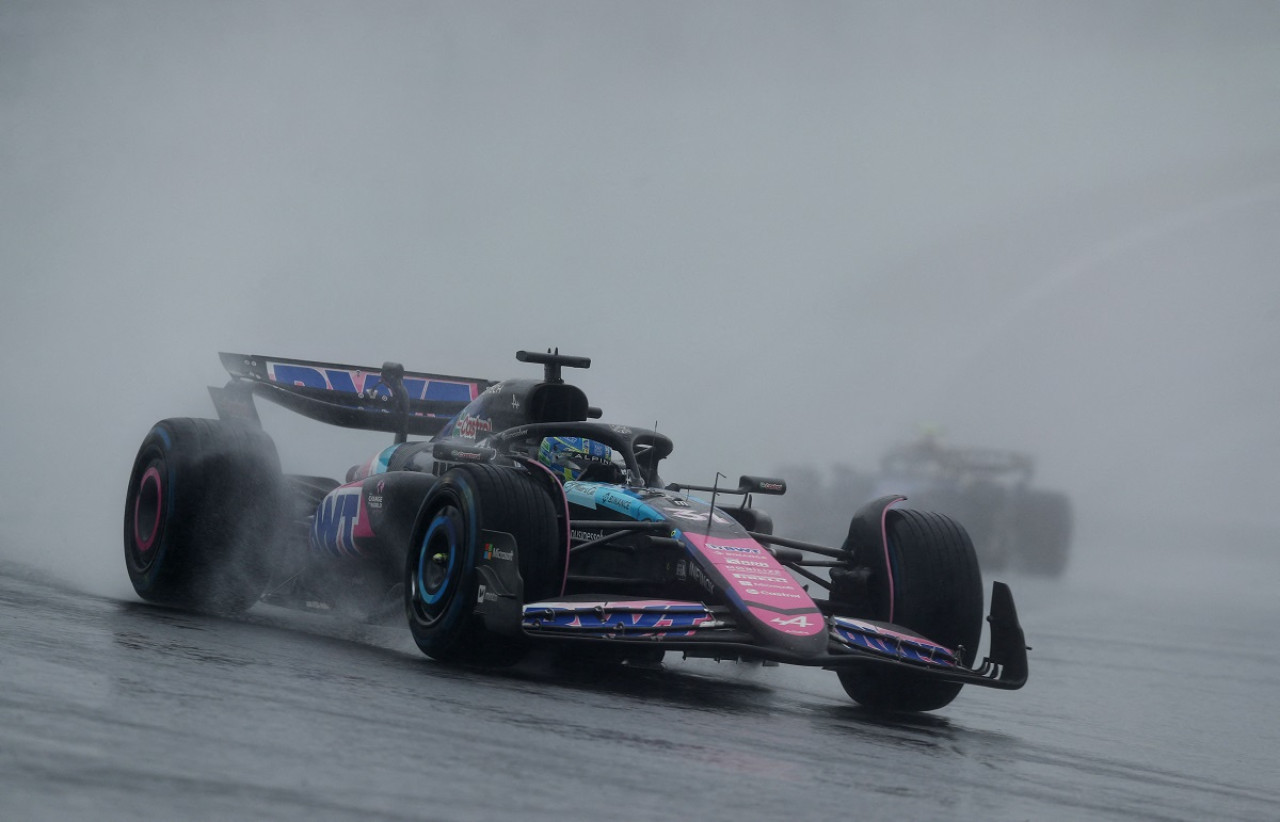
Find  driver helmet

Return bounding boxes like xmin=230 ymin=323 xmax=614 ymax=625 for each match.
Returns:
xmin=538 ymin=436 xmax=614 ymax=482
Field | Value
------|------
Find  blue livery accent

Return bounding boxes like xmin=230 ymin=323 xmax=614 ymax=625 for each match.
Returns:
xmin=417 ymin=516 xmax=457 ymax=605
xmin=564 ymin=482 xmax=599 ymax=509
xmin=563 ymin=482 xmax=665 ymax=522
xmin=420 ymin=380 xmax=475 ymax=402
xmin=269 ymin=363 xmax=477 ymax=408
xmin=522 ymin=601 xmax=720 ymax=637
xmin=372 ymin=445 xmax=398 ymax=475
xmin=831 ymin=617 xmax=958 ymax=667
xmin=311 ymin=487 xmax=361 ymax=556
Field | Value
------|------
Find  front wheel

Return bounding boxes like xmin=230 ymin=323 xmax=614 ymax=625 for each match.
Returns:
xmin=837 ymin=507 xmax=984 ymax=712
xmin=405 ymin=463 xmax=561 ymax=666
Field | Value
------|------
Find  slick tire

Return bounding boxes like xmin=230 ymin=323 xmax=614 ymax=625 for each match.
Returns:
xmin=838 ymin=508 xmax=984 ymax=712
xmin=1012 ymin=490 xmax=1073 ymax=577
xmin=123 ymin=417 xmax=284 ymax=614
xmin=405 ymin=464 xmax=561 ymax=666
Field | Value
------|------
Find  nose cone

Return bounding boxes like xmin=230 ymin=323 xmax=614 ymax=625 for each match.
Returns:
xmin=681 ymin=531 xmax=828 ymax=657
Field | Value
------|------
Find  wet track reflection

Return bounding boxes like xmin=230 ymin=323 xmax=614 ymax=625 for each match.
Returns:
xmin=1 ymin=559 xmax=1276 ymax=822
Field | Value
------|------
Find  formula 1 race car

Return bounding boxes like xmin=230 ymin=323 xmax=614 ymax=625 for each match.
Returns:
xmin=123 ymin=350 xmax=1028 ymax=712
xmin=875 ymin=437 xmax=1073 ymax=576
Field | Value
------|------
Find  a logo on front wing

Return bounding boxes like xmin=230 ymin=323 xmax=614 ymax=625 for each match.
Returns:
xmin=703 ymin=542 xmax=762 ymax=554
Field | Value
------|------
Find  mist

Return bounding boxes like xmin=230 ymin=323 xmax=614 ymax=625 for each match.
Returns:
xmin=2 ymin=2 xmax=1277 ymax=605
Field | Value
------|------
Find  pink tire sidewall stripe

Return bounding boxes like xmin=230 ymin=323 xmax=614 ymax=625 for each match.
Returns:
xmin=133 ymin=466 xmax=163 ymax=553
xmin=881 ymin=497 xmax=902 ymax=623
xmin=519 ymin=457 xmax=573 ymax=596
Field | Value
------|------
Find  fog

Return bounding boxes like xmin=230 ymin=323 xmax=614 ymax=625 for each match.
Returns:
xmin=2 ymin=2 xmax=1277 ymax=603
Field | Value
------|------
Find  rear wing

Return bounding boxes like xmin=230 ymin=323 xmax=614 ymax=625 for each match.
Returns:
xmin=209 ymin=352 xmax=493 ymax=439
xmin=946 ymin=447 xmax=1034 ymax=481
xmin=882 ymin=444 xmax=1034 ymax=483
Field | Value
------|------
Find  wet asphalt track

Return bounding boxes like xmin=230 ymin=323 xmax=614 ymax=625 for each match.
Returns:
xmin=2 ymin=557 xmax=1277 ymax=822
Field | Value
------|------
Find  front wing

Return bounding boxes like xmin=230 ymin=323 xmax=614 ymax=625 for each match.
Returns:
xmin=520 ymin=582 xmax=1028 ymax=691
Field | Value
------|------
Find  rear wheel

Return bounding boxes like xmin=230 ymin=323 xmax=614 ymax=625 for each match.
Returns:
xmin=123 ymin=418 xmax=284 ymax=614
xmin=405 ymin=464 xmax=561 ymax=665
xmin=837 ymin=508 xmax=984 ymax=712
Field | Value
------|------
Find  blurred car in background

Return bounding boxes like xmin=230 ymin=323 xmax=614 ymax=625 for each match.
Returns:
xmin=775 ymin=433 xmax=1073 ymax=577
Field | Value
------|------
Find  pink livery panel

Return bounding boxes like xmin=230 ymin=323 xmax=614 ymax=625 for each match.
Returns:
xmin=681 ymin=532 xmax=825 ymax=639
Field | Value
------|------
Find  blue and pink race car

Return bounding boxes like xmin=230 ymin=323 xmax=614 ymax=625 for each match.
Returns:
xmin=123 ymin=349 xmax=1028 ymax=712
